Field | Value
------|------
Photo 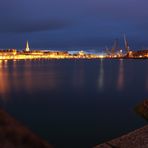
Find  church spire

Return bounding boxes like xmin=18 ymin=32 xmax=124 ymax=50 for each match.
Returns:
xmin=25 ymin=40 xmax=30 ymax=52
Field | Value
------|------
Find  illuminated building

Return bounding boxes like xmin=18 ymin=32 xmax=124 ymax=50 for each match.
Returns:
xmin=0 ymin=36 xmax=147 ymax=60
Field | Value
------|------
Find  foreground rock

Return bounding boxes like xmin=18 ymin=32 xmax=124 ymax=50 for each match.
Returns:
xmin=0 ymin=109 xmax=52 ymax=148
xmin=94 ymin=125 xmax=148 ymax=148
xmin=135 ymin=99 xmax=148 ymax=120
xmin=95 ymin=100 xmax=148 ymax=148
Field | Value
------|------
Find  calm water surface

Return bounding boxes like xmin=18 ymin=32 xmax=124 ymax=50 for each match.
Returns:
xmin=0 ymin=59 xmax=147 ymax=148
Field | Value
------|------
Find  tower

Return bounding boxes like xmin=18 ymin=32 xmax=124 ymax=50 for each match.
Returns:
xmin=25 ymin=41 xmax=30 ymax=52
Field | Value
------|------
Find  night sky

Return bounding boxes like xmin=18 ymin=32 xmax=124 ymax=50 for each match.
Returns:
xmin=0 ymin=0 xmax=148 ymax=50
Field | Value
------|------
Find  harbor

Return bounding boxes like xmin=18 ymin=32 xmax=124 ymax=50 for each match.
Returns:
xmin=0 ymin=0 xmax=148 ymax=147
xmin=1 ymin=36 xmax=148 ymax=60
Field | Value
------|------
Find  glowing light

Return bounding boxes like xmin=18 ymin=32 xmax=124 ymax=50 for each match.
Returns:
xmin=98 ymin=55 xmax=105 ymax=59
xmin=98 ymin=59 xmax=104 ymax=91
xmin=117 ymin=59 xmax=124 ymax=91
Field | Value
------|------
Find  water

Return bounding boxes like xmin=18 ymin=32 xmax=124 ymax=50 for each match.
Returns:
xmin=0 ymin=59 xmax=147 ymax=148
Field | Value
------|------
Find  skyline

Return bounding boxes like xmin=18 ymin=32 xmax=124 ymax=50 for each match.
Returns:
xmin=0 ymin=0 xmax=148 ymax=50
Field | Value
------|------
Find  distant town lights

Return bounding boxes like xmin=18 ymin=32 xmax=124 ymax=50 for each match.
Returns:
xmin=98 ymin=55 xmax=105 ymax=58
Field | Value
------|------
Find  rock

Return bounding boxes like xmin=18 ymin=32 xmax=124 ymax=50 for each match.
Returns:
xmin=0 ymin=109 xmax=53 ymax=148
xmin=94 ymin=125 xmax=148 ymax=148
xmin=135 ymin=99 xmax=148 ymax=120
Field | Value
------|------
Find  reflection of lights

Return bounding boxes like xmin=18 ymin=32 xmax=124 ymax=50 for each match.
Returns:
xmin=72 ymin=63 xmax=85 ymax=89
xmin=145 ymin=69 xmax=148 ymax=91
xmin=23 ymin=61 xmax=58 ymax=92
xmin=117 ymin=59 xmax=124 ymax=91
xmin=23 ymin=61 xmax=33 ymax=93
xmin=0 ymin=60 xmax=61 ymax=102
xmin=3 ymin=60 xmax=8 ymax=68
xmin=0 ymin=61 xmax=10 ymax=101
xmin=98 ymin=59 xmax=104 ymax=91
xmin=146 ymin=78 xmax=148 ymax=91
xmin=11 ymin=60 xmax=21 ymax=93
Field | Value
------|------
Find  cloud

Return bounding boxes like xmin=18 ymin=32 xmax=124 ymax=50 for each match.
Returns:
xmin=0 ymin=18 xmax=71 ymax=33
xmin=0 ymin=0 xmax=147 ymax=49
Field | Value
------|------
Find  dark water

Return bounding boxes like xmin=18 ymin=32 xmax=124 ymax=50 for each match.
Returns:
xmin=0 ymin=59 xmax=147 ymax=148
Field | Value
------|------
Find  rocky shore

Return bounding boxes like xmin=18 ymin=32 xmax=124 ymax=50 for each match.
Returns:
xmin=135 ymin=99 xmax=148 ymax=120
xmin=94 ymin=125 xmax=148 ymax=148
xmin=94 ymin=99 xmax=148 ymax=148
xmin=0 ymin=109 xmax=52 ymax=148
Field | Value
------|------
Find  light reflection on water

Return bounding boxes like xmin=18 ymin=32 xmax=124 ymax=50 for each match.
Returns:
xmin=0 ymin=59 xmax=147 ymax=148
xmin=98 ymin=59 xmax=104 ymax=91
xmin=0 ymin=61 xmax=9 ymax=100
xmin=0 ymin=60 xmax=59 ymax=96
xmin=0 ymin=59 xmax=147 ymax=99
xmin=145 ymin=66 xmax=148 ymax=91
xmin=97 ymin=59 xmax=125 ymax=92
xmin=117 ymin=59 xmax=124 ymax=91
xmin=72 ymin=61 xmax=85 ymax=89
xmin=146 ymin=76 xmax=148 ymax=92
xmin=0 ymin=59 xmax=148 ymax=97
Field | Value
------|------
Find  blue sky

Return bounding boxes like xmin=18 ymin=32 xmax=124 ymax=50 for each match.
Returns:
xmin=0 ymin=0 xmax=148 ymax=50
